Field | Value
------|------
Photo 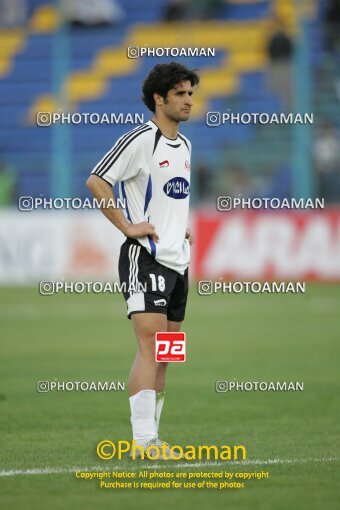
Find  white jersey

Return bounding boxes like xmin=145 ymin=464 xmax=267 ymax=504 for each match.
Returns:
xmin=91 ymin=120 xmax=192 ymax=275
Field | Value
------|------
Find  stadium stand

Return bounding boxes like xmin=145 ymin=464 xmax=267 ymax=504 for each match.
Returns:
xmin=0 ymin=0 xmax=328 ymax=201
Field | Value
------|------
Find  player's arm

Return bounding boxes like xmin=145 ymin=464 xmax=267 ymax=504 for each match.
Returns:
xmin=185 ymin=228 xmax=194 ymax=246
xmin=86 ymin=175 xmax=159 ymax=242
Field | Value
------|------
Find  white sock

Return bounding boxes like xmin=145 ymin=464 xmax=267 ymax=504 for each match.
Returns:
xmin=155 ymin=391 xmax=165 ymax=434
xmin=129 ymin=390 xmax=157 ymax=445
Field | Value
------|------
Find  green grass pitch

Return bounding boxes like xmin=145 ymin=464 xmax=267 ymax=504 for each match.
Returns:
xmin=0 ymin=284 xmax=339 ymax=510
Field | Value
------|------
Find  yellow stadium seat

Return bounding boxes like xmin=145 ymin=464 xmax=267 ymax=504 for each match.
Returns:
xmin=199 ymin=68 xmax=239 ymax=96
xmin=227 ymin=50 xmax=268 ymax=71
xmin=30 ymin=5 xmax=60 ymax=33
xmin=0 ymin=58 xmax=11 ymax=75
xmin=128 ymin=21 xmax=272 ymax=51
xmin=189 ymin=21 xmax=271 ymax=49
xmin=0 ymin=29 xmax=25 ymax=77
xmin=95 ymin=48 xmax=137 ymax=77
xmin=190 ymin=96 xmax=206 ymax=119
xmin=129 ymin=23 xmax=183 ymax=47
xmin=29 ymin=94 xmax=57 ymax=123
xmin=66 ymin=72 xmax=107 ymax=103
xmin=190 ymin=67 xmax=239 ymax=118
xmin=273 ymin=0 xmax=316 ymax=31
xmin=30 ymin=3 xmax=319 ymax=122
xmin=0 ymin=30 xmax=25 ymax=57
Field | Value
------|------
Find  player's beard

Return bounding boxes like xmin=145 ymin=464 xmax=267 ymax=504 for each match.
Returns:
xmin=166 ymin=109 xmax=191 ymax=123
xmin=179 ymin=109 xmax=191 ymax=121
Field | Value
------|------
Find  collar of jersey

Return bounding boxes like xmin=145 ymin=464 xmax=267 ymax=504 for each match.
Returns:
xmin=149 ymin=119 xmax=179 ymax=141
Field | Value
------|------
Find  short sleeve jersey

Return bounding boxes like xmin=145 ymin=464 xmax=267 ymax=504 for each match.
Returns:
xmin=91 ymin=120 xmax=192 ymax=275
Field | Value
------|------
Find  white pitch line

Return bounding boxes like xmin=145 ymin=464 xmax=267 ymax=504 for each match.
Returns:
xmin=0 ymin=457 xmax=338 ymax=478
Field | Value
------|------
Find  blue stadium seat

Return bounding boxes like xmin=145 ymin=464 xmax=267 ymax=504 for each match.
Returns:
xmin=241 ymin=97 xmax=283 ymax=114
xmin=240 ymin=72 xmax=268 ymax=98
xmin=219 ymin=1 xmax=270 ymax=20
xmin=0 ymin=0 xmax=324 ymax=200
xmin=1 ymin=127 xmax=51 ymax=151
xmin=5 ymin=59 xmax=52 ymax=83
xmin=22 ymin=35 xmax=52 ymax=57
xmin=18 ymin=174 xmax=50 ymax=197
xmin=0 ymin=82 xmax=49 ymax=104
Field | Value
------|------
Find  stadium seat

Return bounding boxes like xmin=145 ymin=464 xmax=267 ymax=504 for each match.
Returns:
xmin=0 ymin=0 xmax=320 ymax=199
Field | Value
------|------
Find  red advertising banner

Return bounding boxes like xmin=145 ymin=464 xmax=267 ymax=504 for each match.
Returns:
xmin=193 ymin=209 xmax=340 ymax=281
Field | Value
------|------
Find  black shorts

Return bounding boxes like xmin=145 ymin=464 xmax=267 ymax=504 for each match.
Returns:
xmin=118 ymin=238 xmax=189 ymax=322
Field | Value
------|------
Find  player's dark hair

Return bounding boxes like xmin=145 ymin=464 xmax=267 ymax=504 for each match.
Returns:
xmin=142 ymin=62 xmax=200 ymax=112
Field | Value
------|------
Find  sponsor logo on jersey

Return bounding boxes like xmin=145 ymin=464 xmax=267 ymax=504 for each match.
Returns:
xmin=154 ymin=298 xmax=167 ymax=306
xmin=185 ymin=160 xmax=190 ymax=170
xmin=159 ymin=160 xmax=169 ymax=168
xmin=163 ymin=177 xmax=190 ymax=199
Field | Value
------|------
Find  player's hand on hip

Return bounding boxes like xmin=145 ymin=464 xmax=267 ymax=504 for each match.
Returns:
xmin=125 ymin=222 xmax=159 ymax=243
xmin=185 ymin=228 xmax=194 ymax=246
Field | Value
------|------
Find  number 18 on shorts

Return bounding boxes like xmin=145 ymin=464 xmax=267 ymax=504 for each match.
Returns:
xmin=155 ymin=332 xmax=186 ymax=362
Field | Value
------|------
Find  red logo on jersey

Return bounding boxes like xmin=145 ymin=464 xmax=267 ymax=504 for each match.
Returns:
xmin=185 ymin=160 xmax=190 ymax=170
xmin=155 ymin=332 xmax=186 ymax=362
xmin=159 ymin=160 xmax=169 ymax=168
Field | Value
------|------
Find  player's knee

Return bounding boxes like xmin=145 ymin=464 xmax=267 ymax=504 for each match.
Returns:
xmin=136 ymin=328 xmax=159 ymax=348
xmin=137 ymin=336 xmax=157 ymax=360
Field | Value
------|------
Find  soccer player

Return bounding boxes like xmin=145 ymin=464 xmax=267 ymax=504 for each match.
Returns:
xmin=86 ymin=62 xmax=199 ymax=457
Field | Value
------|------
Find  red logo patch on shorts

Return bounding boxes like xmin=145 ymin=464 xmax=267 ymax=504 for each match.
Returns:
xmin=155 ymin=332 xmax=186 ymax=362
